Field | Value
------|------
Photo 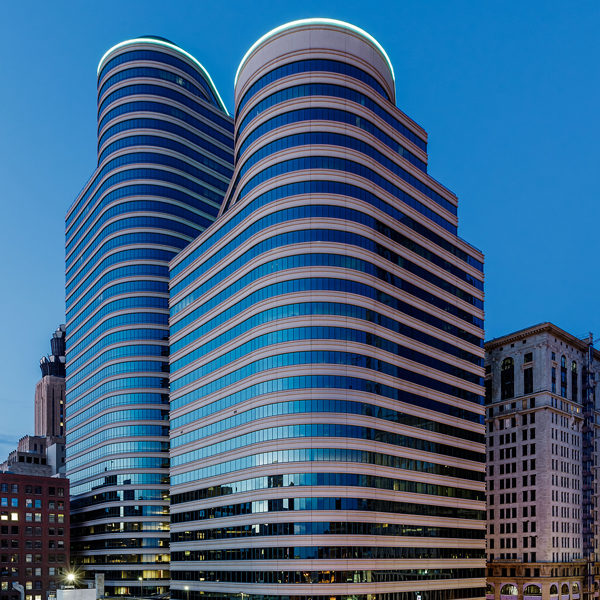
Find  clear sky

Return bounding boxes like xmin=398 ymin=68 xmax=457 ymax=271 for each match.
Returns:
xmin=0 ymin=0 xmax=598 ymax=457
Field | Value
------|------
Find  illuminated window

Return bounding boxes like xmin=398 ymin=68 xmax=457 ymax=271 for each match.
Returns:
xmin=501 ymin=584 xmax=517 ymax=595
xmin=524 ymin=585 xmax=541 ymax=596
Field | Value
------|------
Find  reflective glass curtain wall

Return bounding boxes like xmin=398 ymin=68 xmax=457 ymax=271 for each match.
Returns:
xmin=65 ymin=37 xmax=233 ymax=596
xmin=169 ymin=19 xmax=486 ymax=600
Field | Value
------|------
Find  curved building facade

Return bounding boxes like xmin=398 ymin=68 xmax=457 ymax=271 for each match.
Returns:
xmin=65 ymin=37 xmax=233 ymax=595
xmin=169 ymin=19 xmax=486 ymax=600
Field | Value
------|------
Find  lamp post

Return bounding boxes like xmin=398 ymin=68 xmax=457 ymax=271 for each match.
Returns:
xmin=138 ymin=576 xmax=143 ymax=599
xmin=184 ymin=585 xmax=189 ymax=600
xmin=65 ymin=573 xmax=77 ymax=589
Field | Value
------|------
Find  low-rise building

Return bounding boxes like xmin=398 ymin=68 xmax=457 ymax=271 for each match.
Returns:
xmin=0 ymin=472 xmax=70 ymax=600
xmin=0 ymin=436 xmax=65 ymax=477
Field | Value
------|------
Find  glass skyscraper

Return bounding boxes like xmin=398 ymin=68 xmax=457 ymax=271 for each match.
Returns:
xmin=65 ymin=37 xmax=233 ymax=595
xmin=169 ymin=19 xmax=486 ymax=600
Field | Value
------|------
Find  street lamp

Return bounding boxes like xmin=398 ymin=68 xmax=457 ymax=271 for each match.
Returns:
xmin=64 ymin=572 xmax=78 ymax=589
xmin=184 ymin=585 xmax=189 ymax=600
xmin=138 ymin=576 xmax=143 ymax=599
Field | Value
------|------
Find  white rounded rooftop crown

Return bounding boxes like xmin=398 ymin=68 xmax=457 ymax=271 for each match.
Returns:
xmin=235 ymin=18 xmax=396 ymax=105
xmin=96 ymin=37 xmax=229 ymax=114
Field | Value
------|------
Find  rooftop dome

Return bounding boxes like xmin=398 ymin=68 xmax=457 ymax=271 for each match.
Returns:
xmin=235 ymin=18 xmax=395 ymax=87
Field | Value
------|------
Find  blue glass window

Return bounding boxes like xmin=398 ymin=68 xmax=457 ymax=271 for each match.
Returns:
xmin=237 ymin=86 xmax=426 ymax=172
xmin=170 ymin=349 xmax=482 ymax=407
xmin=170 ymin=252 xmax=483 ymax=328
xmin=98 ymin=49 xmax=227 ymax=112
xmin=171 ymin=398 xmax=483 ymax=448
xmin=238 ymin=82 xmax=425 ymax=151
xmin=171 ymin=372 xmax=483 ymax=424
xmin=237 ymin=59 xmax=393 ymax=112
xmin=237 ymin=131 xmax=444 ymax=209
xmin=172 ymin=182 xmax=482 ymax=278
xmin=99 ymin=67 xmax=209 ymax=106
xmin=235 ymin=155 xmax=456 ymax=219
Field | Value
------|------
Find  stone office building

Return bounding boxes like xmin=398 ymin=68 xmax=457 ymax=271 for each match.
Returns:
xmin=485 ymin=322 xmax=600 ymax=600
xmin=35 ymin=325 xmax=66 ymax=440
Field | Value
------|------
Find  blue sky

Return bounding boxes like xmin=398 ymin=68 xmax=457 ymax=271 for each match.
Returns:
xmin=0 ymin=0 xmax=598 ymax=456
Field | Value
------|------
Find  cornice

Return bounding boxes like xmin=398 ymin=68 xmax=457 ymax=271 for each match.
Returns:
xmin=486 ymin=321 xmax=600 ymax=359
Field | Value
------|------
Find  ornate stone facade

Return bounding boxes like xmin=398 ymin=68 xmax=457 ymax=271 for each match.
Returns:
xmin=485 ymin=323 xmax=600 ymax=600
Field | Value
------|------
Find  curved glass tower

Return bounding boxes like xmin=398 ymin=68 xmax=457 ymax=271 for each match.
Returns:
xmin=65 ymin=37 xmax=233 ymax=595
xmin=169 ymin=19 xmax=485 ymax=600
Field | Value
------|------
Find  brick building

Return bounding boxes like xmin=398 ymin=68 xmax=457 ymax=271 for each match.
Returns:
xmin=0 ymin=473 xmax=70 ymax=600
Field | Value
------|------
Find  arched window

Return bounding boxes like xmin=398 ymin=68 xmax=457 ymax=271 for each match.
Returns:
xmin=572 ymin=361 xmax=578 ymax=402
xmin=561 ymin=583 xmax=570 ymax=594
xmin=524 ymin=584 xmax=542 ymax=596
xmin=561 ymin=355 xmax=567 ymax=397
xmin=501 ymin=358 xmax=514 ymax=399
xmin=550 ymin=584 xmax=559 ymax=595
xmin=486 ymin=583 xmax=494 ymax=594
xmin=572 ymin=583 xmax=580 ymax=594
xmin=501 ymin=584 xmax=518 ymax=595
